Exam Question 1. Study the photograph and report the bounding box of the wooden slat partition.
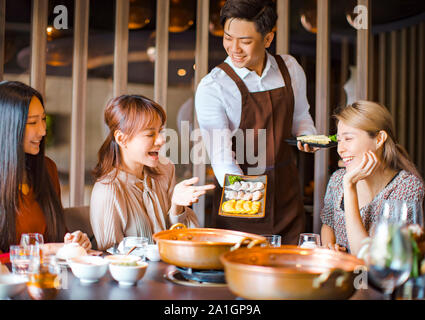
[418,22,424,175]
[390,31,397,123]
[378,33,386,105]
[192,0,210,226]
[339,37,349,106]
[113,0,129,97]
[69,0,90,207]
[408,26,416,159]
[399,28,407,148]
[313,0,330,234]
[30,0,48,97]
[276,0,290,55]
[0,0,5,81]
[154,0,169,113]
[356,0,370,101]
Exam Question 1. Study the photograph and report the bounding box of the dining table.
[8,259,384,301]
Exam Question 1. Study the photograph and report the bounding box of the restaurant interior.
[0,0,424,301]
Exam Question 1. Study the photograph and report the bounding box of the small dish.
[0,274,28,299]
[68,256,109,284]
[109,261,148,286]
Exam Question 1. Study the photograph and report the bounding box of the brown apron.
[210,55,305,244]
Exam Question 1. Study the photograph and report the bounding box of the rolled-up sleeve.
[194,77,243,186]
[283,55,317,137]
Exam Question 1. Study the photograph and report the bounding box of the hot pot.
[220,245,366,300]
[152,223,267,270]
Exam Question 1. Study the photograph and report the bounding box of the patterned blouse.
[320,169,424,252]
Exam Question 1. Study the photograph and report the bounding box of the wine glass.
[367,200,413,299]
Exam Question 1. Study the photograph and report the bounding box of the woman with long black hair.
[0,81,91,253]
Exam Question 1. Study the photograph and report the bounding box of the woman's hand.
[325,243,347,252]
[172,177,215,207]
[64,231,92,250]
[297,141,319,153]
[343,151,379,187]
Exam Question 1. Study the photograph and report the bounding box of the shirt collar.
[224,51,275,80]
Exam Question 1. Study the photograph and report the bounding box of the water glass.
[20,233,44,248]
[260,234,282,247]
[27,256,61,300]
[298,233,321,249]
[10,245,41,275]
[122,236,148,260]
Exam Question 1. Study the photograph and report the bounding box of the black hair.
[220,0,277,36]
[0,81,66,252]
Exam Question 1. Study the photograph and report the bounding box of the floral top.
[320,169,424,252]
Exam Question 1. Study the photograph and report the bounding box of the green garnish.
[329,134,337,142]
[228,175,242,185]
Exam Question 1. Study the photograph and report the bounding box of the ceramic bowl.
[68,256,109,284]
[109,261,148,286]
[0,274,28,299]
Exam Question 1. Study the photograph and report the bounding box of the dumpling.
[236,191,245,200]
[227,181,241,191]
[224,190,238,200]
[56,243,87,260]
[252,190,263,201]
[252,182,265,191]
[242,192,253,201]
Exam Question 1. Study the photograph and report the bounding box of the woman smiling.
[0,81,91,253]
[90,95,215,250]
[320,101,424,255]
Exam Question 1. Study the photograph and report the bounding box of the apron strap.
[273,55,294,106]
[217,62,249,106]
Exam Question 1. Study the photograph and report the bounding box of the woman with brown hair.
[321,100,424,255]
[0,81,91,253]
[90,94,215,250]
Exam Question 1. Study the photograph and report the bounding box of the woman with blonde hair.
[90,94,215,250]
[321,100,424,255]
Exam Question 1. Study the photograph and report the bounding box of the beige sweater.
[90,157,199,250]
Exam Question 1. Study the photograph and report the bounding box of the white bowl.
[0,274,28,299]
[145,244,160,262]
[68,256,109,284]
[109,261,148,286]
[56,243,87,260]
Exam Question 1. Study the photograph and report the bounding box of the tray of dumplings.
[218,174,267,218]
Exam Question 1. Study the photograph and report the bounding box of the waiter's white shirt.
[195,52,317,186]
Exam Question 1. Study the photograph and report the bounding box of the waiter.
[195,0,317,244]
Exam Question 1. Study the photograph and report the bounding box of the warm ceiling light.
[177,68,187,77]
[209,0,226,37]
[299,0,317,34]
[169,0,195,33]
[128,0,153,30]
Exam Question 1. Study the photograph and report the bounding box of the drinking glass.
[27,256,61,300]
[260,234,282,247]
[298,233,321,249]
[122,236,148,260]
[367,200,413,299]
[20,233,44,247]
[10,245,41,275]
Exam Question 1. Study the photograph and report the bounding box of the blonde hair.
[334,100,423,181]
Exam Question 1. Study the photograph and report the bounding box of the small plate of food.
[219,174,267,218]
[285,134,337,148]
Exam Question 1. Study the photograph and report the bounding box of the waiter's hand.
[172,177,215,207]
[297,141,319,153]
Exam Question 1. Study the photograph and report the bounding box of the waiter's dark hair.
[220,0,277,36]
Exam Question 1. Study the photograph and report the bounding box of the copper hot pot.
[220,245,366,300]
[152,223,267,270]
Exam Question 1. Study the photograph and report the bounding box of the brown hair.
[93,94,167,182]
[334,100,423,182]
